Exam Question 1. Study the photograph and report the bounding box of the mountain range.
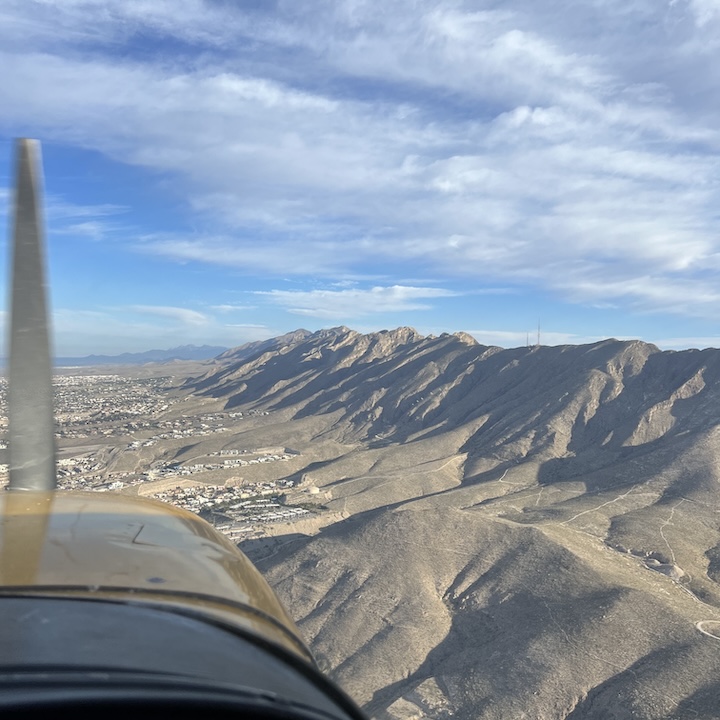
[55,344,228,366]
[184,327,720,719]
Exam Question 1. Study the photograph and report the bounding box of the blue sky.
[2,0,720,355]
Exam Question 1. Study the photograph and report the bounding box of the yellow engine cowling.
[0,490,311,662]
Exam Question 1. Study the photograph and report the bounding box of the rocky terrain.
[185,327,720,719]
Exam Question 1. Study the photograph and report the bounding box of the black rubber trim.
[0,670,350,720]
[0,585,312,660]
[0,593,367,720]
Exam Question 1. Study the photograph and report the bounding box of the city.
[0,372,324,542]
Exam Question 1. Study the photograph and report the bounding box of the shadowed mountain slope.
[185,328,720,718]
[188,327,720,466]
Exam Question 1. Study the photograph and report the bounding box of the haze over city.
[2,0,720,355]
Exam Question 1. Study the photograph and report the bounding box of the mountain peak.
[452,331,479,346]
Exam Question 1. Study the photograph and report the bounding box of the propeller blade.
[7,139,56,491]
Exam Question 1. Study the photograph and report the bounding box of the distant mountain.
[185,327,720,718]
[55,344,228,366]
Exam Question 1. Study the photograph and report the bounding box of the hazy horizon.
[33,326,720,360]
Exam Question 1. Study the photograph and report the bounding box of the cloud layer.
[256,285,458,319]
[2,0,720,350]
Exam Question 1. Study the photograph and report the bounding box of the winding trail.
[659,498,686,565]
[696,621,720,640]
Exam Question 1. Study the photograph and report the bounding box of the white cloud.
[51,306,272,355]
[128,305,209,326]
[41,196,127,242]
[45,197,126,220]
[211,304,256,312]
[0,0,242,49]
[55,221,106,241]
[465,329,630,348]
[651,335,720,350]
[225,323,268,329]
[3,0,720,324]
[689,0,720,26]
[136,233,383,276]
[256,285,458,319]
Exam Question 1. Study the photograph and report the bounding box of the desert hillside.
[186,327,720,719]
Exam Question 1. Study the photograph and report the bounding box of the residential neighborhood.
[0,373,321,540]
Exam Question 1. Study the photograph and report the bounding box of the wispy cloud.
[3,0,720,337]
[211,304,256,312]
[128,305,209,326]
[51,306,272,355]
[689,0,720,27]
[45,197,126,221]
[466,329,636,348]
[650,336,720,350]
[256,285,458,319]
[55,221,106,241]
[42,196,128,244]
